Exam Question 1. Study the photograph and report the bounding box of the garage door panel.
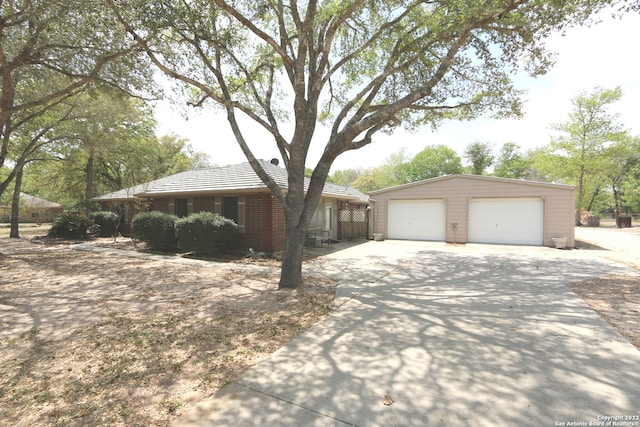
[388,199,445,241]
[469,198,543,245]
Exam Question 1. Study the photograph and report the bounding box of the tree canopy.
[405,145,462,181]
[0,0,152,198]
[464,141,494,175]
[493,142,533,179]
[534,86,629,224]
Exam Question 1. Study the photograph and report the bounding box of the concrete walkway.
[173,240,640,427]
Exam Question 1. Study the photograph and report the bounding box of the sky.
[154,8,640,173]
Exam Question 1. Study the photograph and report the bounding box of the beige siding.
[371,175,575,247]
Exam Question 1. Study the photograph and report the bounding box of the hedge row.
[47,210,238,254]
[48,211,120,239]
[132,211,238,254]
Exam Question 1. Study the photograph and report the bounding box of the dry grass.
[566,274,640,350]
[0,238,336,426]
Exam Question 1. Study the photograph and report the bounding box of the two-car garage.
[370,175,575,247]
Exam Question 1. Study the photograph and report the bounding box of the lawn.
[0,223,51,239]
[0,237,336,426]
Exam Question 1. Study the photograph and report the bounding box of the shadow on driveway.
[176,243,640,427]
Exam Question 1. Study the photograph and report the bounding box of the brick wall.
[229,194,287,253]
[152,198,170,214]
[270,197,286,252]
[193,197,215,213]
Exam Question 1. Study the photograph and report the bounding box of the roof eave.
[369,174,575,195]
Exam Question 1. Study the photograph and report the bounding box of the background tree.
[2,96,75,237]
[601,136,640,218]
[111,0,614,288]
[493,142,534,179]
[404,145,462,182]
[23,131,211,210]
[350,149,409,193]
[535,87,627,225]
[327,168,364,187]
[464,141,494,175]
[621,160,640,213]
[0,0,151,199]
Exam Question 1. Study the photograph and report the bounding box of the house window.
[223,197,238,223]
[31,212,39,218]
[175,198,188,218]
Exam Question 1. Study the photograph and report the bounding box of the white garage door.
[468,198,543,245]
[388,199,445,241]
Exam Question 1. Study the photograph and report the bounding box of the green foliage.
[90,211,120,237]
[327,169,363,187]
[605,136,640,214]
[534,86,628,223]
[493,143,534,179]
[621,162,640,212]
[464,142,494,175]
[0,0,154,200]
[20,90,211,209]
[48,211,94,240]
[175,212,238,255]
[405,145,462,182]
[131,211,178,251]
[350,149,409,192]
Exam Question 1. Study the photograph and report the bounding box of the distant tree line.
[328,87,640,223]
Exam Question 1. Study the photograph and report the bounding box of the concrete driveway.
[174,239,640,427]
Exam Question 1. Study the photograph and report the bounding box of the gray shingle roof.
[93,160,368,203]
[19,193,62,208]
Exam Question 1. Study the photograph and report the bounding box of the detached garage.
[370,174,575,247]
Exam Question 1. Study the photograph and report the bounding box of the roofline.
[369,174,575,195]
[98,188,367,203]
[134,188,272,198]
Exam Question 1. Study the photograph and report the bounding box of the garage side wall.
[371,176,575,247]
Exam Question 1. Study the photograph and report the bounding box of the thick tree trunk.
[9,164,24,238]
[278,222,306,289]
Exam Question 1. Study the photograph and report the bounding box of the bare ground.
[569,227,640,351]
[1,231,639,425]
[0,237,335,426]
[566,274,640,350]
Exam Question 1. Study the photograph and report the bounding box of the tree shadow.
[181,248,640,426]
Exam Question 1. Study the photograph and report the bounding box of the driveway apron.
[173,241,640,427]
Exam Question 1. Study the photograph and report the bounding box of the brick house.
[0,193,63,224]
[93,160,368,253]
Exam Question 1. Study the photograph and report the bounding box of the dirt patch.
[566,275,640,350]
[0,238,336,426]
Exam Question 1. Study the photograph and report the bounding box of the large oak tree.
[110,0,615,288]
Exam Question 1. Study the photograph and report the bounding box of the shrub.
[48,211,94,240]
[131,211,178,251]
[90,211,120,237]
[175,212,238,255]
